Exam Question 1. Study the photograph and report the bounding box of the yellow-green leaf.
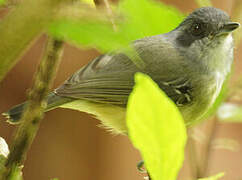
[126,73,187,180]
[49,0,184,52]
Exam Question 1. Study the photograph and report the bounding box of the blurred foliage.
[195,0,212,7]
[217,103,242,122]
[0,0,5,5]
[211,138,240,152]
[81,0,95,6]
[0,156,6,175]
[198,172,224,180]
[126,73,187,180]
[49,0,184,52]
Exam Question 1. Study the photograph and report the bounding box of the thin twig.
[94,0,117,31]
[103,0,117,31]
[0,38,64,179]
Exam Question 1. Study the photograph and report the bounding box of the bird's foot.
[137,160,152,180]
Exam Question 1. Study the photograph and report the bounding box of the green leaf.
[198,172,225,180]
[126,73,187,180]
[118,0,184,39]
[49,0,184,52]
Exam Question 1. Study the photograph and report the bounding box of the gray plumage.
[3,7,239,134]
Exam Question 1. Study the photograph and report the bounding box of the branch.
[0,38,64,179]
[0,0,70,82]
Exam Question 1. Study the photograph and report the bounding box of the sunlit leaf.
[198,172,225,180]
[49,0,184,52]
[126,73,187,180]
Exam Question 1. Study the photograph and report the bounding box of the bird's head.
[176,7,239,48]
[173,7,240,74]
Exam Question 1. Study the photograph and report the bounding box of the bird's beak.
[218,22,240,35]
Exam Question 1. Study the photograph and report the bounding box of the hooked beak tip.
[223,22,240,32]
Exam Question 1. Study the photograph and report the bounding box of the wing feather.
[55,36,194,106]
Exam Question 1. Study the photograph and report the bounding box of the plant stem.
[0,38,64,179]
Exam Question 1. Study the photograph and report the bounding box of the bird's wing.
[55,53,138,106]
[55,36,193,106]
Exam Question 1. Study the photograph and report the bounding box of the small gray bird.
[3,7,240,134]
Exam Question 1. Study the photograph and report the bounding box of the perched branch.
[0,0,71,82]
[0,38,64,179]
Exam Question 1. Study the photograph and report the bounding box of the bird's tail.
[2,92,73,124]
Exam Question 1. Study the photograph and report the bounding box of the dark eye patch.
[190,22,205,36]
[176,21,209,47]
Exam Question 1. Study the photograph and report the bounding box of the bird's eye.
[191,23,204,36]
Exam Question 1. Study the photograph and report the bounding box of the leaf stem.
[0,38,64,179]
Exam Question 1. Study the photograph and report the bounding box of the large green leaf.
[126,73,187,180]
[49,0,184,52]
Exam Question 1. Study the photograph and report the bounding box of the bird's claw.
[137,160,152,180]
[137,160,146,173]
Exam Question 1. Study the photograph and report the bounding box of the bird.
[3,7,240,135]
